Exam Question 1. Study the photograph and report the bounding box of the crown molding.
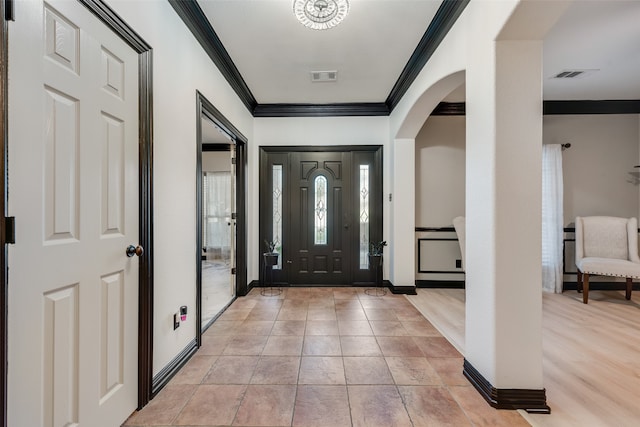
[431,101,466,115]
[543,100,640,115]
[430,100,640,116]
[171,0,469,117]
[385,0,470,112]
[168,0,257,112]
[253,103,390,118]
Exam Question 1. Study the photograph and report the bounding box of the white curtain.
[542,144,564,293]
[203,171,231,250]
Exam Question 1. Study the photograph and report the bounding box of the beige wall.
[203,151,231,173]
[415,114,640,228]
[415,115,466,227]
[543,114,640,225]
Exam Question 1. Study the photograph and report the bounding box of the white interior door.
[7,1,140,426]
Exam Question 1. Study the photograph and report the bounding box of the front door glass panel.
[272,164,283,269]
[359,164,370,269]
[314,175,328,245]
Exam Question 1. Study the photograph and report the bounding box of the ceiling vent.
[552,69,598,79]
[311,70,337,82]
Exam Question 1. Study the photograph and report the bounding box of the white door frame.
[0,1,154,424]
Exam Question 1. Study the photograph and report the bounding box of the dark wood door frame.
[0,2,8,424]
[196,91,248,348]
[259,145,383,287]
[1,0,155,420]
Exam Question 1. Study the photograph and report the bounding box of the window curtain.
[542,144,564,293]
[203,171,231,250]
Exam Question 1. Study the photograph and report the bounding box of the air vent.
[552,69,598,79]
[311,70,337,82]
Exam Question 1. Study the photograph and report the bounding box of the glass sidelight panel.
[314,175,327,245]
[272,164,283,269]
[359,165,370,268]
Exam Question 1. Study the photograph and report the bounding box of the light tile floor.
[122,287,529,426]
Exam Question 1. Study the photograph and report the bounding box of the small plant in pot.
[368,240,386,267]
[264,239,277,254]
[264,240,279,266]
[369,240,387,256]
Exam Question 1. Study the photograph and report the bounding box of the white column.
[390,138,416,291]
[465,39,544,390]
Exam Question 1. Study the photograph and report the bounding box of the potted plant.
[368,240,386,267]
[263,239,279,266]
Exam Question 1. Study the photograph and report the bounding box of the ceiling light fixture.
[293,0,350,30]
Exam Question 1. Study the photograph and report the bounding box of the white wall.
[415,115,466,226]
[251,117,390,280]
[107,0,254,376]
[544,114,640,224]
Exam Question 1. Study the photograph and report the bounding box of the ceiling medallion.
[293,0,350,30]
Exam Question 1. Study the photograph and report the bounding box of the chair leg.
[583,273,589,304]
[626,278,633,300]
[577,270,583,293]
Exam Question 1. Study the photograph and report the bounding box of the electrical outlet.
[173,313,180,330]
[456,259,462,268]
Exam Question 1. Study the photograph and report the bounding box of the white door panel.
[8,1,140,426]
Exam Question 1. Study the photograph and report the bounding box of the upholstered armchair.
[575,216,640,304]
[453,216,465,271]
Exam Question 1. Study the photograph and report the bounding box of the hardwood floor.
[407,288,640,427]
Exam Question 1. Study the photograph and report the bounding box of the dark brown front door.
[260,146,383,286]
[290,152,350,284]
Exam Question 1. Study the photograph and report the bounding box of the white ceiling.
[543,0,640,100]
[198,0,441,104]
[196,0,640,105]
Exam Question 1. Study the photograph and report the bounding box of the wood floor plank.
[407,289,640,427]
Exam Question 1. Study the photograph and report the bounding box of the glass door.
[200,124,236,328]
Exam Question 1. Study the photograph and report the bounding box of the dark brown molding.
[544,100,640,115]
[198,91,248,144]
[77,0,155,410]
[463,359,550,414]
[253,103,390,118]
[385,0,470,112]
[431,101,466,115]
[79,0,151,52]
[202,144,231,152]
[430,101,640,117]
[416,280,465,289]
[1,0,7,424]
[151,339,198,396]
[388,283,417,295]
[415,226,456,232]
[169,0,256,112]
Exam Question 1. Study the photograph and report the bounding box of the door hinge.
[231,267,236,275]
[5,0,15,21]
[231,212,237,220]
[231,157,236,165]
[5,217,15,244]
